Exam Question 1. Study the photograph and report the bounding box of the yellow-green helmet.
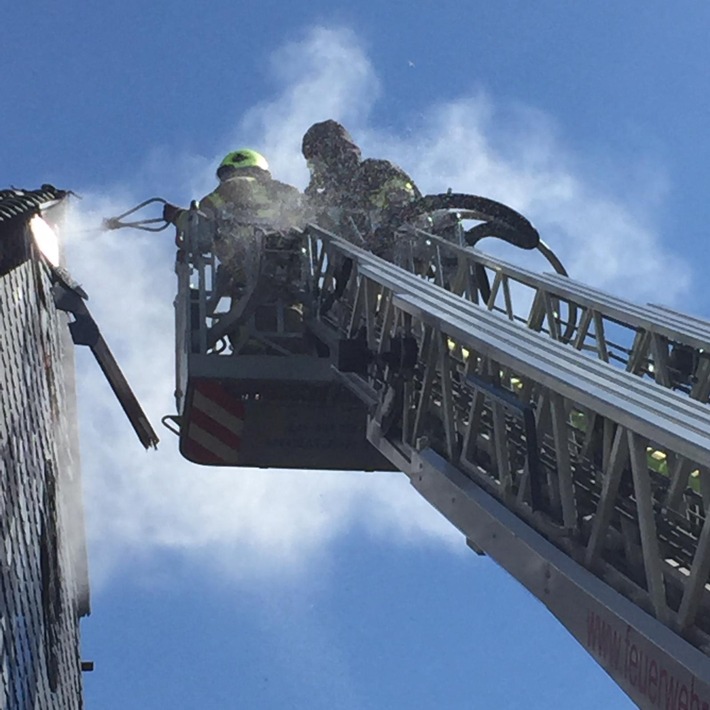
[217,149,269,179]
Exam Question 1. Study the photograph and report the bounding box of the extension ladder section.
[398,225,710,402]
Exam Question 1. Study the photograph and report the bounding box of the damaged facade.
[0,187,90,708]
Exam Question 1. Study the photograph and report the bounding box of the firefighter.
[302,121,421,311]
[163,148,305,247]
[301,120,421,254]
[163,150,309,354]
[301,120,361,231]
[163,149,307,303]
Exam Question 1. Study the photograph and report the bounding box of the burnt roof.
[0,185,68,275]
[0,184,67,224]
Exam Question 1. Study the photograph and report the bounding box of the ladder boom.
[302,224,710,708]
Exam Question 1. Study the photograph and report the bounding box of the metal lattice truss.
[395,226,710,401]
[303,224,710,698]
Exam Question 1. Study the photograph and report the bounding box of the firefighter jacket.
[175,172,306,234]
[207,175,303,228]
[306,158,420,241]
[172,172,308,289]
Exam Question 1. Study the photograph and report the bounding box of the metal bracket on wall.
[50,276,159,450]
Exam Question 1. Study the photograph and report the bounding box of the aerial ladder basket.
[170,205,394,470]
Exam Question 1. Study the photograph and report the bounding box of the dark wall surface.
[0,195,89,709]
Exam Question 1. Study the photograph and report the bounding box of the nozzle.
[101,217,122,231]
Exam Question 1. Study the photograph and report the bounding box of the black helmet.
[302,120,362,165]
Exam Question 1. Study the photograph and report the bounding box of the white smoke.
[375,98,690,306]
[239,26,380,187]
[239,26,690,301]
[63,25,691,589]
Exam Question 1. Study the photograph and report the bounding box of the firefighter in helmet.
[301,120,421,254]
[302,121,421,311]
[163,148,305,240]
[163,149,307,303]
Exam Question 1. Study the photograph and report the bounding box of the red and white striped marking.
[181,379,245,465]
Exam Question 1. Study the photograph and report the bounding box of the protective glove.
[162,203,181,223]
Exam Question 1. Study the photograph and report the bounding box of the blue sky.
[7,2,710,707]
